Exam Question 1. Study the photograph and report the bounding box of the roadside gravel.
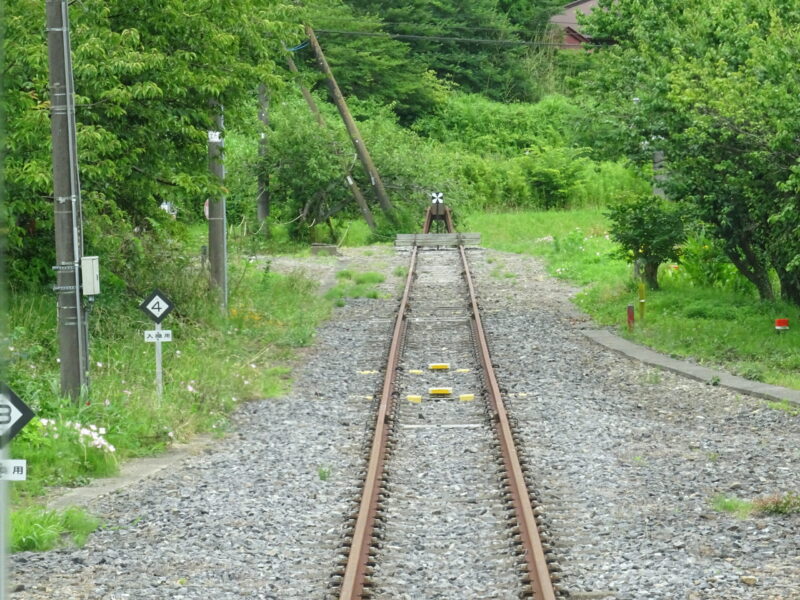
[10,247,404,600]
[10,245,800,600]
[472,250,800,600]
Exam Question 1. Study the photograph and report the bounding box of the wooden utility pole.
[285,50,376,230]
[285,52,326,128]
[306,27,396,224]
[46,0,89,400]
[256,83,270,226]
[207,103,228,310]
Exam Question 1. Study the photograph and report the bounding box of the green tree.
[579,0,800,303]
[344,0,540,102]
[2,0,299,287]
[299,1,448,123]
[607,195,685,290]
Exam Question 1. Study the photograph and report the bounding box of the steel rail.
[338,245,418,600]
[340,206,554,598]
[456,240,556,600]
[422,206,434,233]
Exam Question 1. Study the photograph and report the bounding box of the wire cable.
[314,29,599,47]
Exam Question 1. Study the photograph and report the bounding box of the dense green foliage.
[246,92,648,239]
[301,1,449,122]
[4,0,299,285]
[578,0,800,304]
[606,195,685,290]
[344,0,563,102]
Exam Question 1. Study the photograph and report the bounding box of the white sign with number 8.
[0,396,22,437]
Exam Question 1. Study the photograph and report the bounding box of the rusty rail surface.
[338,207,555,599]
[458,242,556,600]
[338,244,417,599]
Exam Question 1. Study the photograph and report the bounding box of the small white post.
[1,443,8,600]
[155,322,163,399]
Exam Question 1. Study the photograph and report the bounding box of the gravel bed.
[471,249,800,600]
[9,244,800,600]
[368,248,526,599]
[10,247,404,600]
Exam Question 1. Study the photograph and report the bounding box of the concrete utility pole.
[306,27,396,224]
[207,103,228,310]
[285,50,376,231]
[256,84,270,226]
[46,0,89,400]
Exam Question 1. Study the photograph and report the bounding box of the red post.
[627,304,635,332]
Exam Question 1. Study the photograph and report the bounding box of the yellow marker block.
[409,369,424,375]
[456,368,471,373]
[517,393,528,398]
[459,394,475,402]
[363,396,374,401]
[429,387,453,396]
[358,370,378,375]
[428,363,450,370]
[407,395,423,403]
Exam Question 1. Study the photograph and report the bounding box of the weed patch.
[326,270,386,302]
[767,400,800,416]
[753,493,800,515]
[712,493,800,518]
[12,506,100,552]
[711,495,754,518]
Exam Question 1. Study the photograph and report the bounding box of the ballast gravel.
[10,245,800,600]
[471,250,800,600]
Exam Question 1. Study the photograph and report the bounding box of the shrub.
[606,195,686,290]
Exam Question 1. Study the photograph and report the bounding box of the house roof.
[549,0,600,31]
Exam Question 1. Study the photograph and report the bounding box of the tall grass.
[11,506,100,552]
[8,255,329,507]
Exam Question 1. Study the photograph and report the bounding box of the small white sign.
[0,460,27,481]
[144,330,172,342]
[0,399,23,440]
[0,385,34,446]
[208,130,222,143]
[431,192,444,203]
[146,296,170,319]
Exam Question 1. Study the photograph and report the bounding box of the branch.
[132,165,180,187]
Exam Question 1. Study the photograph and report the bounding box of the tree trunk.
[643,261,660,291]
[777,266,800,306]
[727,247,774,301]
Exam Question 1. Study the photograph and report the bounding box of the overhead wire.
[314,29,601,48]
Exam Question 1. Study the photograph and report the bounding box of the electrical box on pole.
[81,256,100,296]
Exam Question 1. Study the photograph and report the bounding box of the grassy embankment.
[6,226,388,552]
[463,209,800,392]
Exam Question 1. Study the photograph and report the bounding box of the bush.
[606,195,686,290]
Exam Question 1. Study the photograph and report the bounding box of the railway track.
[330,208,558,599]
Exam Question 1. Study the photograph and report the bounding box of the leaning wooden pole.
[285,50,376,231]
[285,51,326,128]
[306,27,397,224]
